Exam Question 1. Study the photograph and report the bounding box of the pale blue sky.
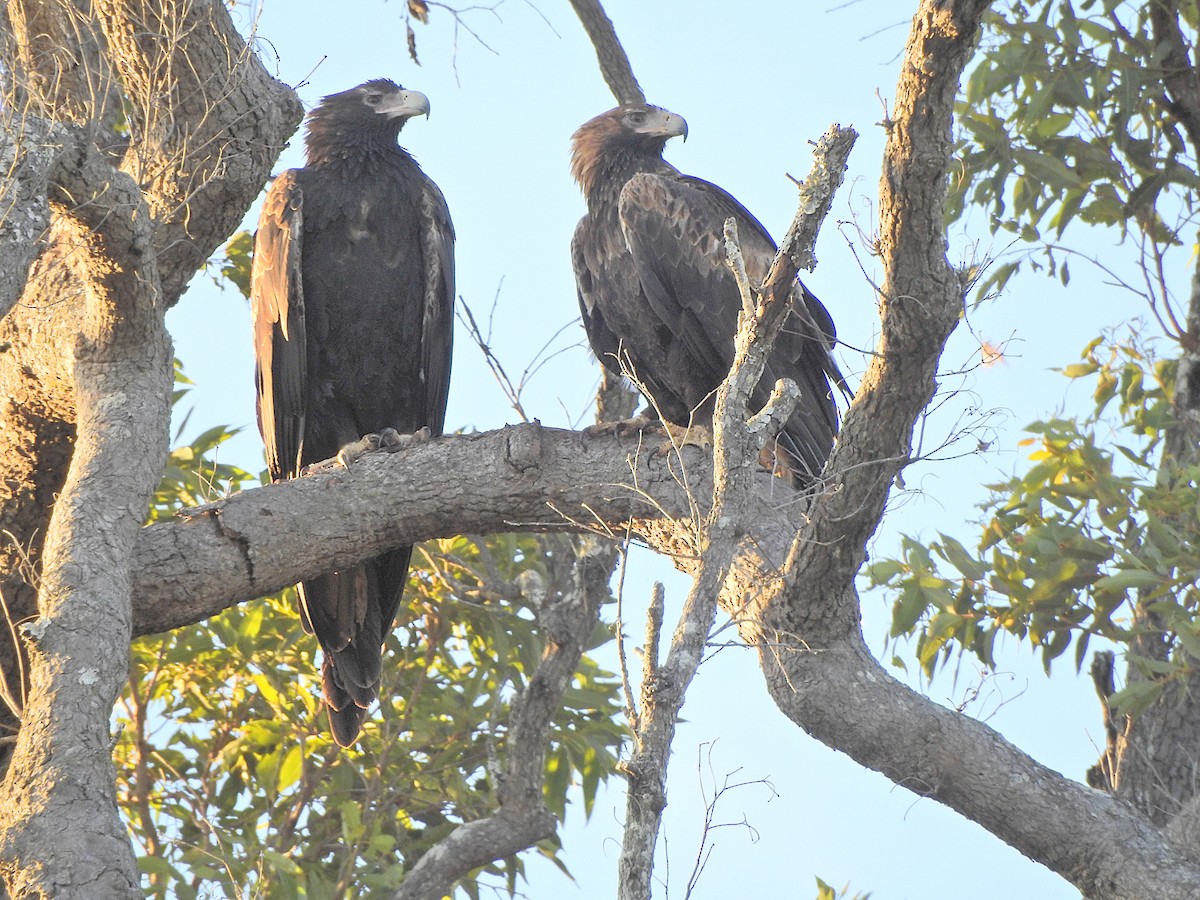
[163,2,1158,896]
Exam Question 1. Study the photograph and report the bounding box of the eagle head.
[571,104,688,200]
[304,79,431,163]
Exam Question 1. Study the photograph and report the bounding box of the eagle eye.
[364,93,382,106]
[627,111,647,127]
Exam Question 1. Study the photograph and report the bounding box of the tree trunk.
[0,0,301,892]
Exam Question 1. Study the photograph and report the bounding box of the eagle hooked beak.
[663,112,688,142]
[637,108,687,143]
[379,89,431,120]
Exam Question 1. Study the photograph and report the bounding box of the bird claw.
[297,427,433,475]
[583,414,662,439]
[379,425,432,453]
[332,426,433,469]
[658,421,712,451]
[334,436,373,468]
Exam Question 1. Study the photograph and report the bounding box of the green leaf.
[1110,679,1165,718]
[1093,570,1161,592]
[938,534,986,581]
[276,744,302,793]
[891,585,931,637]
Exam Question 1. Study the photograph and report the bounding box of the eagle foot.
[333,426,433,468]
[299,427,434,475]
[379,425,433,453]
[583,414,662,440]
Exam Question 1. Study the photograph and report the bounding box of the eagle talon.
[331,426,434,468]
[381,425,432,452]
[645,421,711,458]
[336,433,383,468]
[584,414,662,439]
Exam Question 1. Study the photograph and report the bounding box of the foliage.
[211,231,254,300]
[951,0,1200,305]
[119,367,624,899]
[868,0,1200,722]
[870,332,1200,713]
[814,877,872,900]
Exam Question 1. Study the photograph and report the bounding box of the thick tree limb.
[131,424,707,636]
[124,417,1200,898]
[0,0,301,668]
[1149,0,1200,154]
[0,125,170,900]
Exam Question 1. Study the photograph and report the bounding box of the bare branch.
[391,540,608,900]
[567,0,645,105]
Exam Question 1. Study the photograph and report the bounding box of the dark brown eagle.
[250,79,454,746]
[570,105,845,485]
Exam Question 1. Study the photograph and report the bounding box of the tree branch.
[131,424,707,636]
[666,2,1200,896]
[0,1,301,895]
[1149,0,1200,154]
[124,415,1200,898]
[392,539,608,900]
[0,83,169,900]
[567,0,645,105]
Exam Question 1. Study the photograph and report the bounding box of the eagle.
[250,79,454,747]
[570,105,845,485]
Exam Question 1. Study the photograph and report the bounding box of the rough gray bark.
[0,0,301,895]
[0,115,63,322]
[0,153,172,899]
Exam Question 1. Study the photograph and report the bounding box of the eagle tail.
[297,545,413,747]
